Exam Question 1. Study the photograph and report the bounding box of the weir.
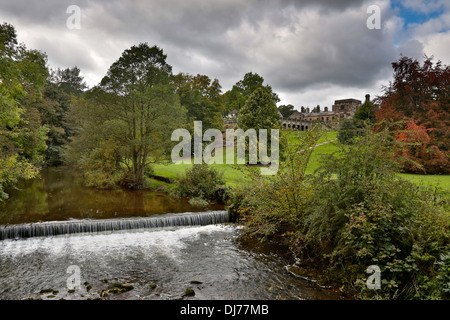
[0,210,229,240]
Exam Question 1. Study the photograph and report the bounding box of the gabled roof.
[288,110,304,119]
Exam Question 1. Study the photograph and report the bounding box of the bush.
[305,128,450,299]
[188,197,209,208]
[233,126,323,243]
[172,163,228,203]
[329,183,450,299]
[78,149,126,189]
[337,119,358,144]
[144,165,154,178]
[234,126,450,299]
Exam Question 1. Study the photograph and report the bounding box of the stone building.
[331,98,362,119]
[281,96,366,130]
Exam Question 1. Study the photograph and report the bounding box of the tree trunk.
[130,149,145,189]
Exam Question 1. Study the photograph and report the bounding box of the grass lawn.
[153,129,449,193]
[153,130,339,187]
[283,129,337,145]
[306,137,339,174]
[153,162,247,187]
[398,173,450,191]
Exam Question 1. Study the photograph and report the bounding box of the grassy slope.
[153,130,449,191]
[398,173,450,191]
[153,131,339,187]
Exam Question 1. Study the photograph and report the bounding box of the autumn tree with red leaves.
[375,56,450,174]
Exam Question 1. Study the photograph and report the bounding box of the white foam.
[0,224,235,259]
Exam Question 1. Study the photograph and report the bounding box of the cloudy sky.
[1,0,449,109]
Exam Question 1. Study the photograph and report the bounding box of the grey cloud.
[0,0,90,26]
[396,39,424,59]
[0,0,439,104]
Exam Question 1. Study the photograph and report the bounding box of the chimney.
[306,107,310,113]
[317,105,320,113]
[301,106,305,113]
[365,94,370,103]
[324,106,328,112]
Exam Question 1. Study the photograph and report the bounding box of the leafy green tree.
[278,104,295,118]
[222,88,245,114]
[69,43,186,189]
[174,73,224,131]
[237,87,281,131]
[49,66,87,95]
[353,99,376,125]
[26,66,88,167]
[0,22,49,200]
[223,72,279,113]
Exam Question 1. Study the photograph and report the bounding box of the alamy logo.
[366,265,381,290]
[366,5,381,30]
[66,5,81,30]
[171,121,279,175]
[66,265,81,290]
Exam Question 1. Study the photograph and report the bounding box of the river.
[0,168,343,300]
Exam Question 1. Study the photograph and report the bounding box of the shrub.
[305,128,450,299]
[77,148,126,189]
[172,163,228,203]
[337,119,358,144]
[234,126,323,243]
[188,197,209,208]
[332,183,450,299]
[234,125,450,299]
[144,165,154,178]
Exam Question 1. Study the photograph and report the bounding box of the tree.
[69,43,186,189]
[223,72,279,113]
[337,119,358,144]
[174,73,224,131]
[377,56,449,119]
[278,104,295,118]
[0,23,49,200]
[37,68,87,166]
[375,56,449,174]
[395,119,449,174]
[49,66,87,95]
[237,87,281,131]
[353,99,376,125]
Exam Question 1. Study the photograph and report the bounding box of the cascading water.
[0,223,343,300]
[0,169,345,300]
[0,210,229,240]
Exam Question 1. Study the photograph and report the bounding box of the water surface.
[0,168,220,225]
[0,225,343,300]
[0,168,345,300]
